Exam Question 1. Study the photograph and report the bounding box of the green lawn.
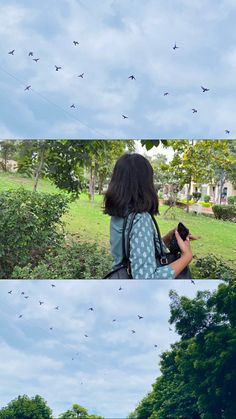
[1,172,236,265]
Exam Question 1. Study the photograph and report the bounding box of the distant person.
[104,153,198,279]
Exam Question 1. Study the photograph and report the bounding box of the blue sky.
[0,0,236,139]
[0,279,221,418]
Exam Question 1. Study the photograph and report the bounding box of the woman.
[104,153,198,279]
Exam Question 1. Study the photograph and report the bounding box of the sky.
[0,0,236,139]
[0,279,221,418]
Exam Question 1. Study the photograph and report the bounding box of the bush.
[199,202,211,208]
[12,241,112,279]
[203,195,211,203]
[227,196,236,205]
[0,188,69,278]
[212,204,236,222]
[192,254,236,280]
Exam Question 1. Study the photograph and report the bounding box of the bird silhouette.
[154,344,158,348]
[84,334,88,338]
[25,85,31,91]
[21,292,25,295]
[138,315,143,319]
[24,296,29,299]
[173,43,179,50]
[49,327,53,330]
[33,58,40,62]
[192,108,197,113]
[18,314,23,318]
[8,50,15,55]
[39,301,44,305]
[225,130,230,134]
[191,279,195,284]
[112,319,116,322]
[73,41,79,46]
[55,65,62,71]
[119,287,123,291]
[169,327,172,331]
[128,75,136,80]
[88,307,94,311]
[8,291,12,294]
[164,92,169,96]
[28,51,33,57]
[54,306,59,310]
[78,73,84,78]
[51,284,56,288]
[201,86,209,92]
[70,104,75,108]
[122,114,128,119]
[131,330,136,334]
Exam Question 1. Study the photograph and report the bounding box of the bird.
[169,327,172,331]
[154,344,158,348]
[131,330,136,334]
[28,51,33,56]
[192,108,197,113]
[128,75,136,80]
[122,115,128,119]
[70,104,75,108]
[55,65,62,71]
[39,301,44,305]
[8,290,12,294]
[51,284,56,288]
[73,41,79,46]
[112,319,116,322]
[8,49,15,55]
[78,73,84,78]
[72,358,74,361]
[191,279,195,284]
[24,296,29,299]
[88,307,94,311]
[173,43,179,50]
[201,86,209,92]
[225,130,230,134]
[33,58,40,62]
[21,292,25,295]
[84,334,88,338]
[138,315,143,319]
[119,287,123,291]
[18,314,23,318]
[164,92,169,96]
[54,306,59,310]
[25,85,31,91]
[49,327,53,330]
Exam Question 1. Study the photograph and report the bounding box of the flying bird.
[225,130,230,134]
[25,85,31,91]
[173,43,179,50]
[8,291,12,294]
[51,284,56,288]
[18,315,23,318]
[88,307,94,311]
[33,58,40,62]
[192,108,197,113]
[122,114,128,119]
[28,51,33,56]
[21,292,25,295]
[55,65,62,71]
[70,104,75,108]
[131,330,136,334]
[54,306,59,310]
[78,73,84,78]
[84,334,88,338]
[128,75,136,80]
[154,344,158,348]
[164,92,169,96]
[49,327,53,330]
[112,319,116,322]
[201,86,209,92]
[73,41,79,46]
[119,287,123,291]
[169,327,172,331]
[8,50,15,55]
[191,279,195,284]
[39,301,44,305]
[138,315,143,319]
[24,296,29,299]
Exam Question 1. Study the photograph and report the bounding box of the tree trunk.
[33,148,45,192]
[186,179,192,213]
[88,161,97,202]
[219,169,225,205]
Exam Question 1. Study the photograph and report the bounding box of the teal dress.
[110,212,175,279]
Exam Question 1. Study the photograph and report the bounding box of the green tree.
[0,395,53,419]
[59,403,103,419]
[130,280,236,419]
[0,140,17,171]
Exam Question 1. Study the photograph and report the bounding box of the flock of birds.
[6,42,231,135]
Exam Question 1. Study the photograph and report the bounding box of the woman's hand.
[174,230,193,262]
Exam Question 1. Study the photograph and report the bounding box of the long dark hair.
[104,153,159,217]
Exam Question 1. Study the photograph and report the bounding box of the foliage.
[191,254,236,280]
[130,280,236,419]
[0,395,53,419]
[0,188,69,278]
[0,140,17,171]
[203,195,211,203]
[59,403,104,419]
[12,241,112,279]
[227,196,236,205]
[212,204,236,222]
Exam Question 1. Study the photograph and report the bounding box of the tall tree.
[0,140,16,171]
[59,403,103,419]
[0,395,53,419]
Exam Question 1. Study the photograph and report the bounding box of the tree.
[0,140,16,171]
[59,403,103,419]
[0,395,53,419]
[130,280,236,419]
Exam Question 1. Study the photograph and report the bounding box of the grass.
[1,172,236,265]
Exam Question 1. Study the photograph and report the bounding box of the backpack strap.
[151,215,169,265]
[122,212,136,264]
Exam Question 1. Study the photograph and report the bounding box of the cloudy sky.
[0,0,236,139]
[0,279,220,418]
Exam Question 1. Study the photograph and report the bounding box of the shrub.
[192,254,236,280]
[227,196,236,205]
[0,188,69,278]
[12,241,112,279]
[203,195,211,203]
[212,204,236,222]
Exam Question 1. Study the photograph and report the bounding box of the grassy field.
[1,172,236,264]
